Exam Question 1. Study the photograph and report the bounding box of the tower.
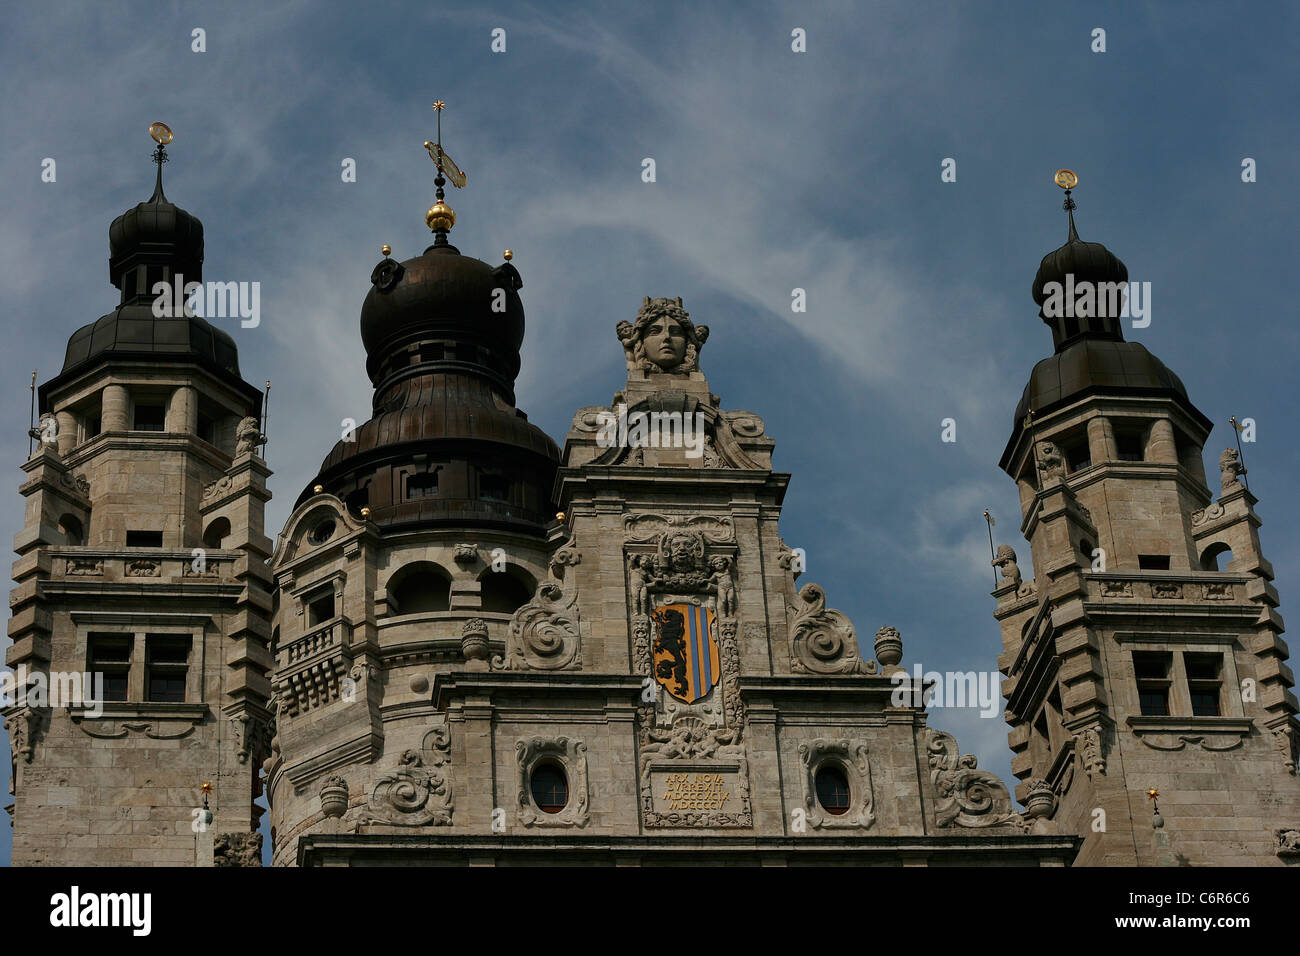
[991,174,1300,865]
[5,127,273,866]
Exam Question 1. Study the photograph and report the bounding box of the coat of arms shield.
[651,602,720,704]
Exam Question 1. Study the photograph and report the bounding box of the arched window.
[390,562,452,614]
[530,763,568,814]
[57,514,84,546]
[202,517,232,550]
[479,567,535,614]
[1200,542,1233,572]
[814,765,851,816]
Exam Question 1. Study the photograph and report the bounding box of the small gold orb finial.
[360,506,371,518]
[426,199,456,233]
[555,512,566,522]
[201,781,213,795]
[503,249,513,261]
[381,244,391,257]
[149,121,174,145]
[1054,168,1078,190]
[313,484,323,494]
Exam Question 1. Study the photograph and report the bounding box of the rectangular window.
[197,414,215,444]
[406,472,438,499]
[1064,442,1090,473]
[1116,432,1145,462]
[89,634,132,702]
[126,530,163,548]
[132,404,166,432]
[1133,651,1172,716]
[308,593,335,626]
[146,635,190,703]
[1185,652,1223,717]
[1138,554,1171,571]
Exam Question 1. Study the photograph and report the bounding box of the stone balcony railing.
[47,547,236,582]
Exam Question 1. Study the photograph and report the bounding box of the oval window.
[308,519,336,545]
[814,765,851,816]
[530,763,568,814]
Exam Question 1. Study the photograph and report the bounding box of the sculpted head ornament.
[617,296,709,373]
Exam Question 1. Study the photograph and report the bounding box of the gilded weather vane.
[422,101,466,243]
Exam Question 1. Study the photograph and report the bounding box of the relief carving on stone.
[1075,725,1107,779]
[214,832,263,867]
[1272,724,1297,776]
[1191,502,1225,527]
[517,736,589,828]
[347,736,453,830]
[1276,828,1300,857]
[925,729,1022,829]
[1034,440,1066,485]
[787,583,876,676]
[800,739,875,829]
[494,538,582,672]
[64,558,102,576]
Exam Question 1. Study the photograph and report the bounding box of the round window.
[814,764,851,816]
[308,519,336,545]
[530,763,568,814]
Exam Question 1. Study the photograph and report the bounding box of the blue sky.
[2,0,1296,864]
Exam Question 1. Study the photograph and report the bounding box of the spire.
[148,121,173,203]
[422,100,467,247]
[1056,168,1079,241]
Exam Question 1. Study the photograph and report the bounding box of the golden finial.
[1146,787,1159,800]
[201,781,213,795]
[433,100,445,112]
[503,249,513,261]
[1054,169,1078,190]
[555,512,566,521]
[360,506,371,518]
[381,244,391,257]
[149,122,174,145]
[313,484,323,494]
[423,100,465,241]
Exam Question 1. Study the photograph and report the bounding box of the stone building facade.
[5,142,1297,866]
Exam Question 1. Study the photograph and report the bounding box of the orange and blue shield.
[651,603,720,704]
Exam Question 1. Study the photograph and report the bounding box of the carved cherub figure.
[1219,448,1246,491]
[627,554,649,616]
[617,297,710,374]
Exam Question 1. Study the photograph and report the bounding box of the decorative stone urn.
[461,618,490,662]
[873,626,903,667]
[319,774,349,819]
[1022,778,1056,822]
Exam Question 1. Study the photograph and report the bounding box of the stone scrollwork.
[517,736,589,828]
[787,583,876,675]
[623,513,734,545]
[800,739,875,829]
[350,744,453,829]
[925,729,1022,829]
[493,581,582,671]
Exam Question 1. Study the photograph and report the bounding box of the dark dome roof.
[108,174,204,291]
[360,244,524,389]
[1013,337,1188,425]
[1031,214,1127,324]
[61,305,241,376]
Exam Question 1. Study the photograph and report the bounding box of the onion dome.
[1007,174,1208,442]
[43,128,253,407]
[299,110,558,532]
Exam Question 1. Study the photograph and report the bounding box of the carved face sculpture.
[642,317,689,370]
[668,533,697,572]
